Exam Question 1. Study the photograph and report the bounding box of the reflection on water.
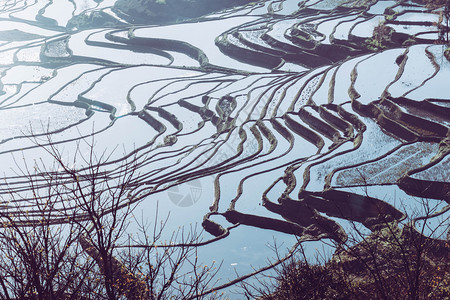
[0,0,448,297]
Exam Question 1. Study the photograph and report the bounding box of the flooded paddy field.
[0,0,448,298]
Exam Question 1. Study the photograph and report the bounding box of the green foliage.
[265,223,450,299]
[423,0,448,9]
[265,261,353,300]
[365,21,394,51]
[402,37,417,46]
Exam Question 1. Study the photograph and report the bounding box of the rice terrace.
[0,0,448,299]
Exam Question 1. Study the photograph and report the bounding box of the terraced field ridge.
[0,0,448,297]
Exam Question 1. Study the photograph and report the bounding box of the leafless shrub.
[0,132,225,299]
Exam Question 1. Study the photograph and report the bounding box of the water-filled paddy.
[0,0,448,298]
